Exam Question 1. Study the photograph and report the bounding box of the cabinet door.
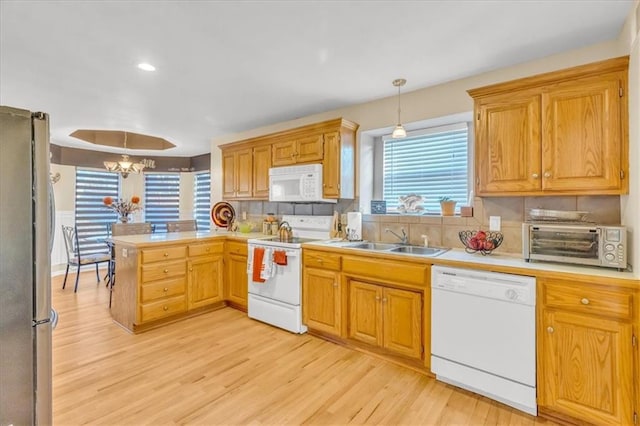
[226,253,248,309]
[235,148,253,198]
[382,287,422,360]
[272,139,297,166]
[542,74,622,192]
[222,152,237,199]
[349,281,382,346]
[302,267,341,336]
[322,131,340,198]
[296,134,324,163]
[476,93,541,194]
[252,145,271,199]
[539,309,634,425]
[188,255,223,309]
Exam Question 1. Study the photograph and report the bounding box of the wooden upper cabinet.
[272,134,324,166]
[542,73,622,192]
[476,92,541,194]
[469,56,628,196]
[222,147,253,199]
[252,145,271,199]
[219,118,359,201]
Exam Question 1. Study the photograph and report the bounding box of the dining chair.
[61,225,111,293]
[166,219,197,232]
[108,222,153,307]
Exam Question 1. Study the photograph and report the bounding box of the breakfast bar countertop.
[109,230,268,246]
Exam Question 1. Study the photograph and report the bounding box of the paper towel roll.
[347,212,362,241]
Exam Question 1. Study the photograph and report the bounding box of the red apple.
[476,230,487,240]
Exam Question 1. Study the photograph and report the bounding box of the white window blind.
[194,172,211,231]
[383,124,468,213]
[75,168,119,256]
[144,173,180,233]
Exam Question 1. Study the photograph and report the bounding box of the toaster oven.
[522,223,627,270]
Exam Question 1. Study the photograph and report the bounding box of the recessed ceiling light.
[137,63,156,72]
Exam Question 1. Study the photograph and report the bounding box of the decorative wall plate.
[211,202,236,228]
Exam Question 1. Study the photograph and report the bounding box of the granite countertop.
[305,240,639,282]
[110,230,268,245]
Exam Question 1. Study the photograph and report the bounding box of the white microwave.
[269,164,337,203]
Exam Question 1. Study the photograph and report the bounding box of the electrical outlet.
[489,216,501,232]
[242,211,247,220]
[122,248,128,258]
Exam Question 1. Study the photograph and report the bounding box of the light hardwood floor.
[52,272,558,425]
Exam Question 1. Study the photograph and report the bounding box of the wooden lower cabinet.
[302,267,341,336]
[349,280,422,360]
[538,278,637,425]
[225,240,249,309]
[188,255,223,310]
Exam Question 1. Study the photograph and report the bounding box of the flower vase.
[119,216,130,223]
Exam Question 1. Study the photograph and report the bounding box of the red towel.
[273,250,287,266]
[252,247,266,283]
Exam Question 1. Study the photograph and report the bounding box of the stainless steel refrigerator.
[0,105,57,425]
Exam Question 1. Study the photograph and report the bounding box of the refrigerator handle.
[32,112,52,322]
[50,308,58,329]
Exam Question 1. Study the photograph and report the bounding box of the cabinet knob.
[163,305,169,311]
[375,296,381,301]
[581,298,590,305]
[382,298,387,303]
[163,287,169,292]
[189,267,193,272]
[544,171,552,178]
[333,282,338,287]
[316,258,323,263]
[163,269,169,273]
[531,173,539,179]
[206,248,210,252]
[164,252,169,257]
[547,326,554,333]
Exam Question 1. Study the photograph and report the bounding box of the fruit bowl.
[458,230,503,255]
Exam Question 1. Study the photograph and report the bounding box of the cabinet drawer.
[343,256,427,287]
[543,281,633,320]
[303,251,341,271]
[188,241,224,257]
[140,277,186,303]
[226,241,248,256]
[140,295,186,323]
[141,245,186,264]
[141,260,186,283]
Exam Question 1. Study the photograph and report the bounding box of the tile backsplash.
[362,195,621,255]
[225,195,621,255]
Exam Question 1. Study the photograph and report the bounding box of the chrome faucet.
[385,227,408,245]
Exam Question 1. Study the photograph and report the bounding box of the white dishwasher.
[431,265,537,415]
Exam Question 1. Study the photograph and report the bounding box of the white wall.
[620,0,640,271]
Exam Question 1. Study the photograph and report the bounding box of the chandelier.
[392,78,407,138]
[103,132,145,178]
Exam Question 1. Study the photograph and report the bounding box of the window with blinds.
[194,172,211,231]
[383,123,469,213]
[75,168,119,256]
[144,173,180,233]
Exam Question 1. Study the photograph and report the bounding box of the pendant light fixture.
[392,78,407,139]
[103,132,145,178]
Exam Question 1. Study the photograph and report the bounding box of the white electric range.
[247,215,333,333]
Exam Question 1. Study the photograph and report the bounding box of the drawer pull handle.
[317,259,323,263]
[164,252,169,257]
[163,269,169,273]
[163,287,168,292]
[547,326,554,333]
[163,306,169,311]
[581,298,590,305]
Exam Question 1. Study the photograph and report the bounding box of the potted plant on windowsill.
[439,196,457,216]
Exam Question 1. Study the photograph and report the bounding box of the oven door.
[247,246,301,305]
[527,225,601,266]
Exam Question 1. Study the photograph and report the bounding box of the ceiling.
[0,1,634,157]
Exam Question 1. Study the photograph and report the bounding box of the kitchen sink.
[389,246,449,257]
[343,242,398,250]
